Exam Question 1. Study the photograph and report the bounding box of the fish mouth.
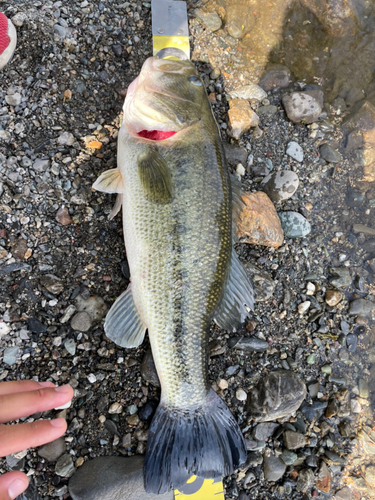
[137,130,177,141]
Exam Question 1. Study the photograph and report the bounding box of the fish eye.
[189,76,203,87]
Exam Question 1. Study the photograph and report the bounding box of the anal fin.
[213,248,254,332]
[104,285,146,348]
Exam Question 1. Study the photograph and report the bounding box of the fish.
[93,57,254,494]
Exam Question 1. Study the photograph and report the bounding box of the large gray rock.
[282,92,322,124]
[261,170,299,203]
[38,438,66,462]
[69,456,173,500]
[263,455,286,482]
[246,370,306,422]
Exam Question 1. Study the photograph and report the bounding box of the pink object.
[138,130,177,141]
[0,13,17,69]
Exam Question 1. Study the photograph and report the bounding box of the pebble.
[87,374,96,384]
[256,105,278,118]
[325,290,343,306]
[127,414,140,426]
[321,365,332,375]
[223,143,248,165]
[0,323,11,336]
[193,9,222,32]
[3,346,19,366]
[282,92,322,124]
[138,401,157,423]
[319,144,342,163]
[228,336,269,352]
[108,403,123,414]
[253,423,278,441]
[5,93,22,107]
[228,84,267,102]
[283,431,306,450]
[358,378,369,398]
[56,206,73,225]
[329,267,352,289]
[260,170,299,203]
[38,438,66,462]
[334,487,352,500]
[346,333,358,352]
[70,312,92,332]
[260,65,291,91]
[237,191,284,248]
[301,401,328,421]
[286,141,304,162]
[296,468,315,492]
[279,211,311,238]
[64,338,76,356]
[40,274,64,295]
[58,132,75,146]
[236,388,247,401]
[263,455,286,482]
[298,301,311,315]
[140,349,160,387]
[61,305,77,324]
[55,453,76,478]
[246,370,306,422]
[348,298,373,317]
[28,318,47,334]
[281,449,298,465]
[365,465,375,489]
[352,223,375,236]
[217,378,229,390]
[75,295,107,323]
[228,99,259,140]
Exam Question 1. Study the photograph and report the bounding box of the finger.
[0,385,73,424]
[0,380,55,396]
[0,471,29,500]
[0,418,67,457]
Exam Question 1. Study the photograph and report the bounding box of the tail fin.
[144,389,246,494]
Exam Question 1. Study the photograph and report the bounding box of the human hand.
[0,380,74,500]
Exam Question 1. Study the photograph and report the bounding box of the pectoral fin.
[137,147,172,204]
[213,248,254,332]
[105,285,146,348]
[92,169,125,194]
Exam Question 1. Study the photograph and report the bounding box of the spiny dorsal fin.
[137,147,172,204]
[104,285,146,348]
[213,248,254,332]
[93,169,125,194]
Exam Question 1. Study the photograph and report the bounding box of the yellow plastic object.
[174,476,224,499]
[153,35,190,60]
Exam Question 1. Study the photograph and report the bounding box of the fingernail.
[50,418,66,428]
[39,381,54,387]
[54,385,71,393]
[8,479,27,499]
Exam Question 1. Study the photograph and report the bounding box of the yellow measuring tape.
[151,2,223,498]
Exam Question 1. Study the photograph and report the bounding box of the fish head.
[124,57,206,140]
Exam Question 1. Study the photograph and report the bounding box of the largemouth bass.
[93,57,254,494]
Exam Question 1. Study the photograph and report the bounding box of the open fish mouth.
[137,130,177,141]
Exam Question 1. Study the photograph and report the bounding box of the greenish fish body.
[93,57,254,494]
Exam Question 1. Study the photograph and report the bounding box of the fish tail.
[144,389,246,494]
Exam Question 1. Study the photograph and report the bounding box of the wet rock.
[75,295,107,323]
[194,9,221,32]
[237,191,283,248]
[279,212,311,238]
[246,370,306,422]
[338,420,352,437]
[38,438,66,462]
[140,349,160,387]
[70,312,92,332]
[319,144,342,163]
[316,461,331,493]
[40,274,64,295]
[228,99,259,140]
[55,453,76,478]
[329,267,351,289]
[296,468,314,492]
[56,206,73,225]
[358,378,369,399]
[300,401,328,421]
[69,456,173,500]
[228,85,267,102]
[263,455,286,482]
[225,3,254,39]
[282,92,322,124]
[286,141,304,162]
[228,336,269,352]
[138,401,157,423]
[261,170,299,203]
[257,105,278,118]
[223,143,248,165]
[325,290,343,307]
[260,65,291,91]
[352,223,375,236]
[348,298,373,317]
[300,0,359,37]
[253,422,278,441]
[283,431,306,450]
[345,189,364,208]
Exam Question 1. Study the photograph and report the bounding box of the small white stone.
[0,323,11,336]
[217,378,228,390]
[53,336,62,347]
[87,373,97,383]
[351,399,361,414]
[99,415,106,423]
[236,388,247,401]
[298,301,311,315]
[236,163,246,176]
[306,282,316,295]
[108,402,123,414]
